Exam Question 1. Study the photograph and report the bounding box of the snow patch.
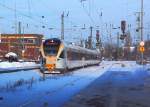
[0,61,39,69]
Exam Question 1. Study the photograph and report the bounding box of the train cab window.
[44,46,59,56]
[59,51,64,58]
[43,39,61,56]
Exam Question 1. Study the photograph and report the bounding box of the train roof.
[64,42,100,55]
[44,38,100,55]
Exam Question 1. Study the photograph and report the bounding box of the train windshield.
[43,39,61,56]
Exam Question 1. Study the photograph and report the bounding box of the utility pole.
[141,0,144,41]
[147,23,150,40]
[0,32,1,43]
[14,0,17,34]
[117,32,120,60]
[96,29,100,50]
[109,24,113,46]
[135,12,141,43]
[88,26,93,49]
[22,26,25,60]
[90,26,93,38]
[61,12,64,40]
[141,0,144,64]
[109,24,113,59]
[99,11,103,46]
[18,21,22,34]
[0,17,3,43]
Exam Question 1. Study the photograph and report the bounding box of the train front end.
[40,38,63,72]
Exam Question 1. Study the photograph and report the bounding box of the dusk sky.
[0,0,149,43]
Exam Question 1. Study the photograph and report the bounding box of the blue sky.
[0,0,149,42]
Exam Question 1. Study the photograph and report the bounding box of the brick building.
[0,34,43,61]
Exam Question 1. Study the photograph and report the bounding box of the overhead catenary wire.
[27,0,31,17]
[37,0,81,31]
[0,2,49,29]
[29,0,48,18]
[77,0,96,26]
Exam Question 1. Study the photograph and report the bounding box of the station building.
[0,34,43,61]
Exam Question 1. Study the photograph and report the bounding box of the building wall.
[144,40,150,59]
[0,34,43,61]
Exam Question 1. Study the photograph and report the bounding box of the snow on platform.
[0,61,40,73]
[64,61,150,107]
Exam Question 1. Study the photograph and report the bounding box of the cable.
[77,0,96,25]
[0,2,49,28]
[29,0,46,18]
[27,0,31,17]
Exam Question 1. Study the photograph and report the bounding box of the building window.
[20,39,35,44]
[28,39,35,43]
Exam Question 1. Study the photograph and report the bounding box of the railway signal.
[139,46,145,53]
[121,20,126,34]
[140,41,145,47]
[139,41,145,53]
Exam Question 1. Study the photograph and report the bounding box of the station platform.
[64,63,150,107]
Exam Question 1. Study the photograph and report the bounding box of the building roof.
[1,34,44,38]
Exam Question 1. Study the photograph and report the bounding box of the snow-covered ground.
[0,61,112,107]
[0,61,146,107]
[0,61,40,72]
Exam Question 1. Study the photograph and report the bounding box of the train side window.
[60,51,64,58]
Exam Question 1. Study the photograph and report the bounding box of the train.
[40,38,101,73]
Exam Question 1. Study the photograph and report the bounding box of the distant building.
[0,34,43,61]
[144,40,150,59]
